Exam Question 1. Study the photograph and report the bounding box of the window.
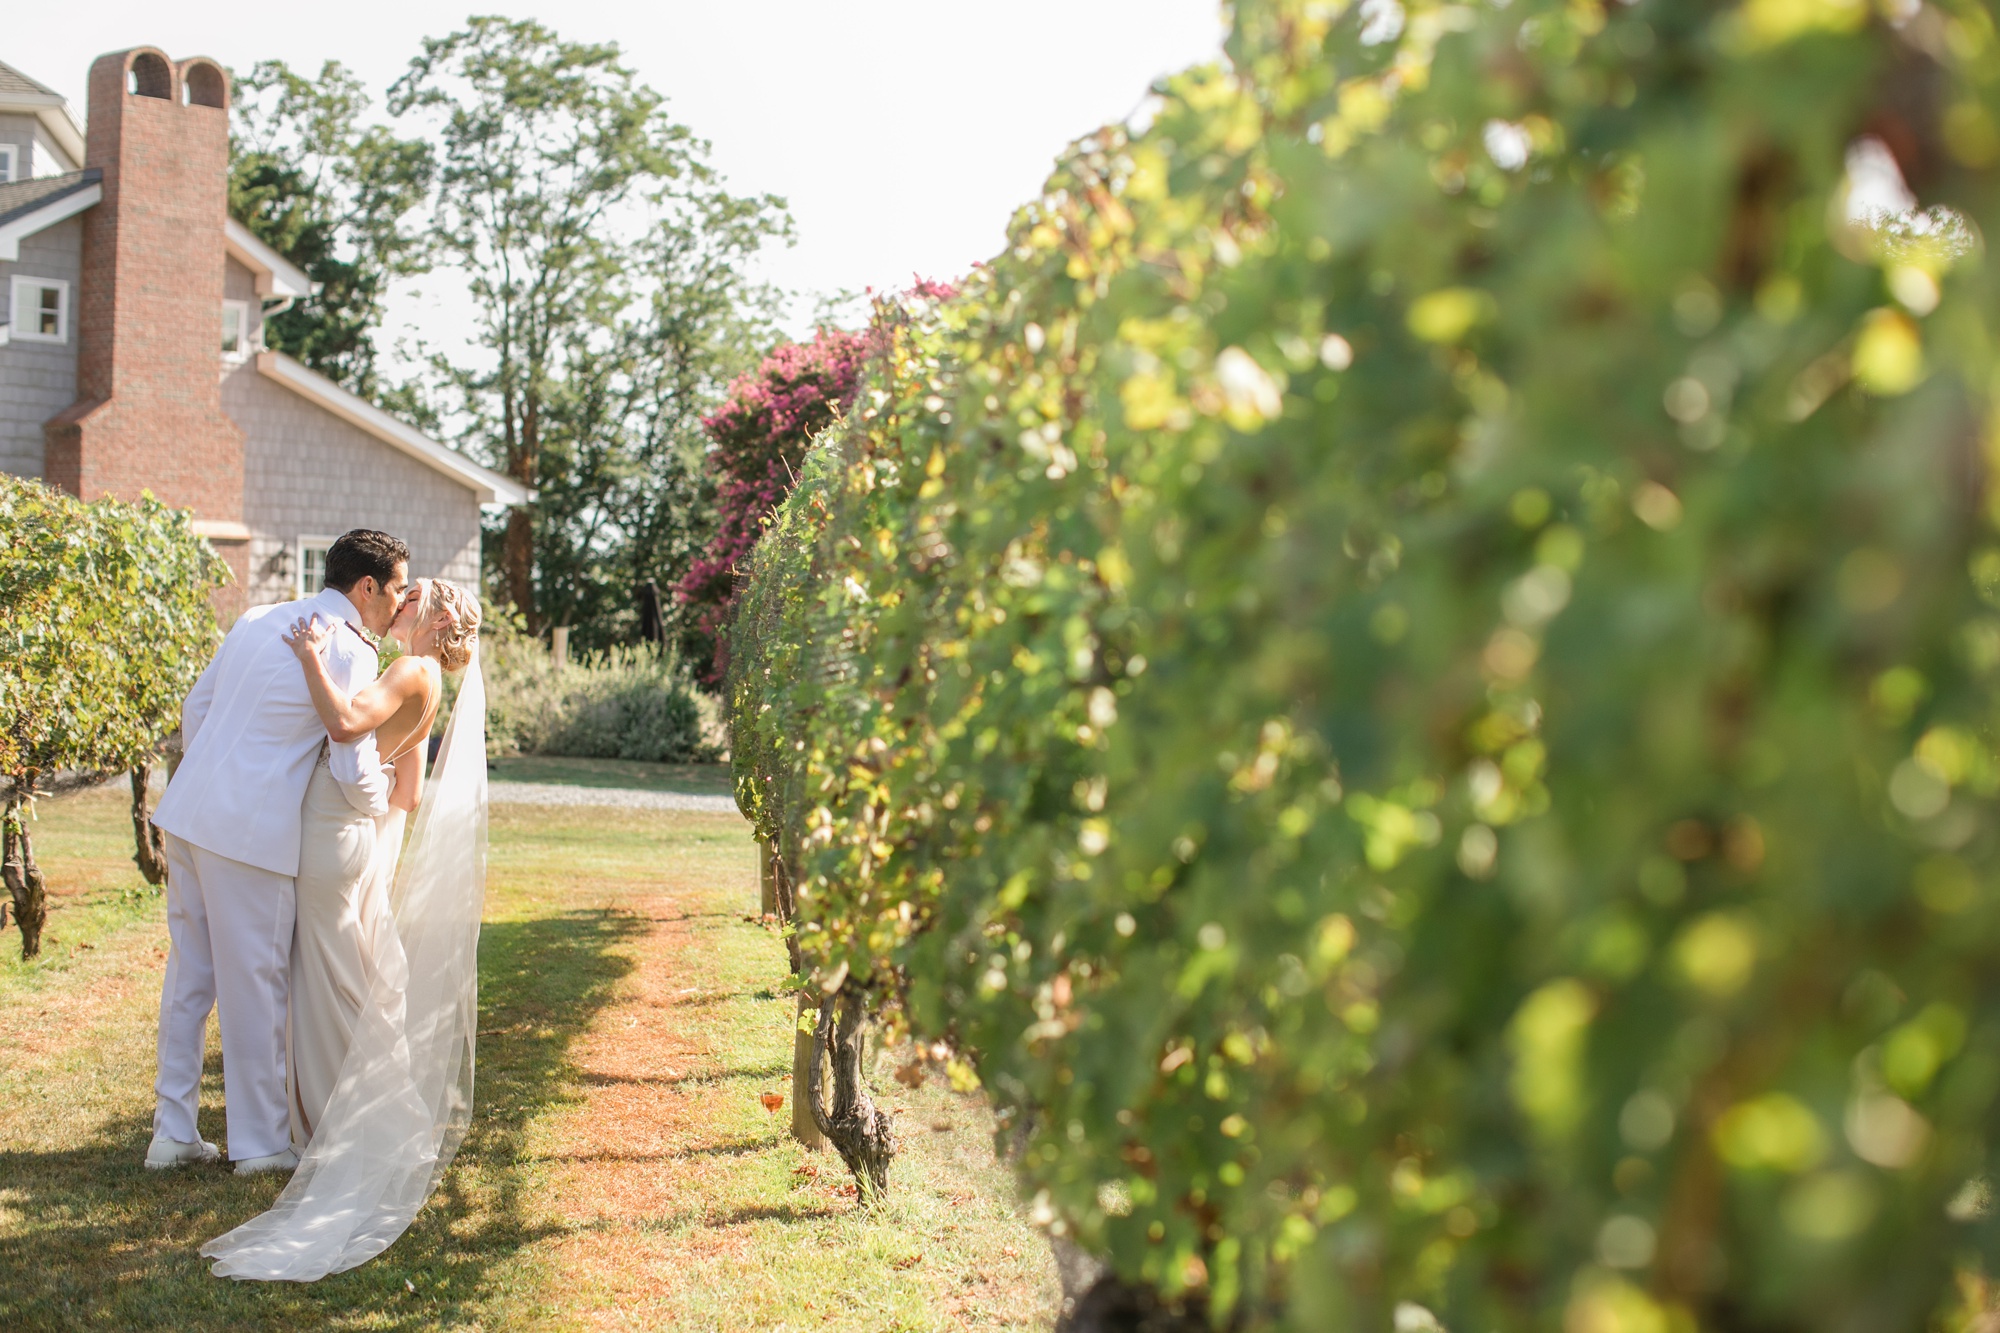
[298,537,336,597]
[0,145,15,183]
[222,300,249,359]
[9,277,69,343]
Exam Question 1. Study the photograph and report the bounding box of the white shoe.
[144,1134,221,1170]
[232,1148,299,1176]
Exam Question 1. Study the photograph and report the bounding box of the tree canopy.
[229,24,792,647]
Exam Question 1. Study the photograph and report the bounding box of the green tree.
[0,479,227,960]
[228,60,431,394]
[531,195,788,651]
[388,17,789,634]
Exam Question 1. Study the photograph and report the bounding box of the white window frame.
[297,535,338,598]
[10,276,69,344]
[0,145,16,183]
[221,299,250,360]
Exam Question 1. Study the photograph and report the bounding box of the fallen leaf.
[891,1252,924,1270]
[894,1061,927,1088]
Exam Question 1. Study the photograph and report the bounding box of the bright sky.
[7,1,1226,348]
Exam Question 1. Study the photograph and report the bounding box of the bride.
[202,578,487,1282]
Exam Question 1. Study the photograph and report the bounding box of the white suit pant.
[155,833,296,1161]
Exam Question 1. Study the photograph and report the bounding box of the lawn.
[0,784,1057,1331]
[487,755,734,797]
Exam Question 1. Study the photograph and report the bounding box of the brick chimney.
[44,49,245,567]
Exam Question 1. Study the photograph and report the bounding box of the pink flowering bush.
[677,326,870,683]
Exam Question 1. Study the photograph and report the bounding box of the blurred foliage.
[482,617,718,763]
[0,477,226,956]
[729,0,2000,1328]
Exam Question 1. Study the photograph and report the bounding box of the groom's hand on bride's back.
[283,615,335,662]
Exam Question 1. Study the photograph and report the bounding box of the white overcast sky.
[8,2,1226,350]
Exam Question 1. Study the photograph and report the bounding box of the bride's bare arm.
[387,751,424,813]
[282,617,420,743]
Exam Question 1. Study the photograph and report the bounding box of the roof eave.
[253,351,534,507]
[0,91,88,168]
[0,178,100,261]
[223,219,316,301]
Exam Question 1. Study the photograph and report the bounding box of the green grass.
[487,755,734,797]
[0,788,1056,1331]
[0,782,164,997]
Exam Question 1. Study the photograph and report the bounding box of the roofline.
[254,351,534,507]
[224,218,316,301]
[0,174,101,261]
[0,89,88,168]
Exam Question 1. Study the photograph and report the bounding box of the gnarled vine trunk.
[1055,1275,1214,1333]
[131,763,168,886]
[807,982,896,1198]
[3,798,48,960]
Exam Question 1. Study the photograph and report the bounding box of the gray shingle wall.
[0,213,83,479]
[223,254,263,361]
[0,112,75,177]
[225,364,483,609]
[0,112,36,177]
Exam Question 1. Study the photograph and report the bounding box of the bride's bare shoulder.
[381,655,436,696]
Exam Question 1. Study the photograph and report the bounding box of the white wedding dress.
[202,653,488,1281]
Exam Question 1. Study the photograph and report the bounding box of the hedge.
[733,3,2000,1328]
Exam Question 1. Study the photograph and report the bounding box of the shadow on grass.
[0,907,643,1332]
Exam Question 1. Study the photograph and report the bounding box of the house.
[0,48,530,620]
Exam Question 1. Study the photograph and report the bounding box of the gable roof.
[0,169,100,261]
[254,351,534,507]
[0,60,87,167]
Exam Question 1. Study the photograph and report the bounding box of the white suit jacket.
[153,586,391,878]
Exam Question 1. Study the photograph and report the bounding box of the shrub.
[482,620,718,762]
[731,2,2000,1330]
[0,476,227,958]
[677,327,871,685]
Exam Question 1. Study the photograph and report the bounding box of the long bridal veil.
[202,652,489,1281]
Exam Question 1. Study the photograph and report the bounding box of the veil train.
[202,652,488,1281]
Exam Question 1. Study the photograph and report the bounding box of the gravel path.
[488,781,738,814]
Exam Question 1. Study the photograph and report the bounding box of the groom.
[146,529,410,1174]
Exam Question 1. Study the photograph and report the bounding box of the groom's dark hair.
[323,530,411,593]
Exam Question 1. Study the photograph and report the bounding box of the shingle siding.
[225,365,483,605]
[0,214,82,478]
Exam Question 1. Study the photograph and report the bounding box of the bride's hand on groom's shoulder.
[283,616,334,661]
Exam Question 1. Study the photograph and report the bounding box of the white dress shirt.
[154,587,392,877]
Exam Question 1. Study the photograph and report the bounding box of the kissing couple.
[143,528,489,1282]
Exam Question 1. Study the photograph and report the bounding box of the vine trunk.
[131,764,168,887]
[3,798,48,960]
[807,983,896,1198]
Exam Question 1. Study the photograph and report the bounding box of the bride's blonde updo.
[415,578,481,673]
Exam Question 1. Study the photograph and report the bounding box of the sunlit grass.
[0,790,1055,1331]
